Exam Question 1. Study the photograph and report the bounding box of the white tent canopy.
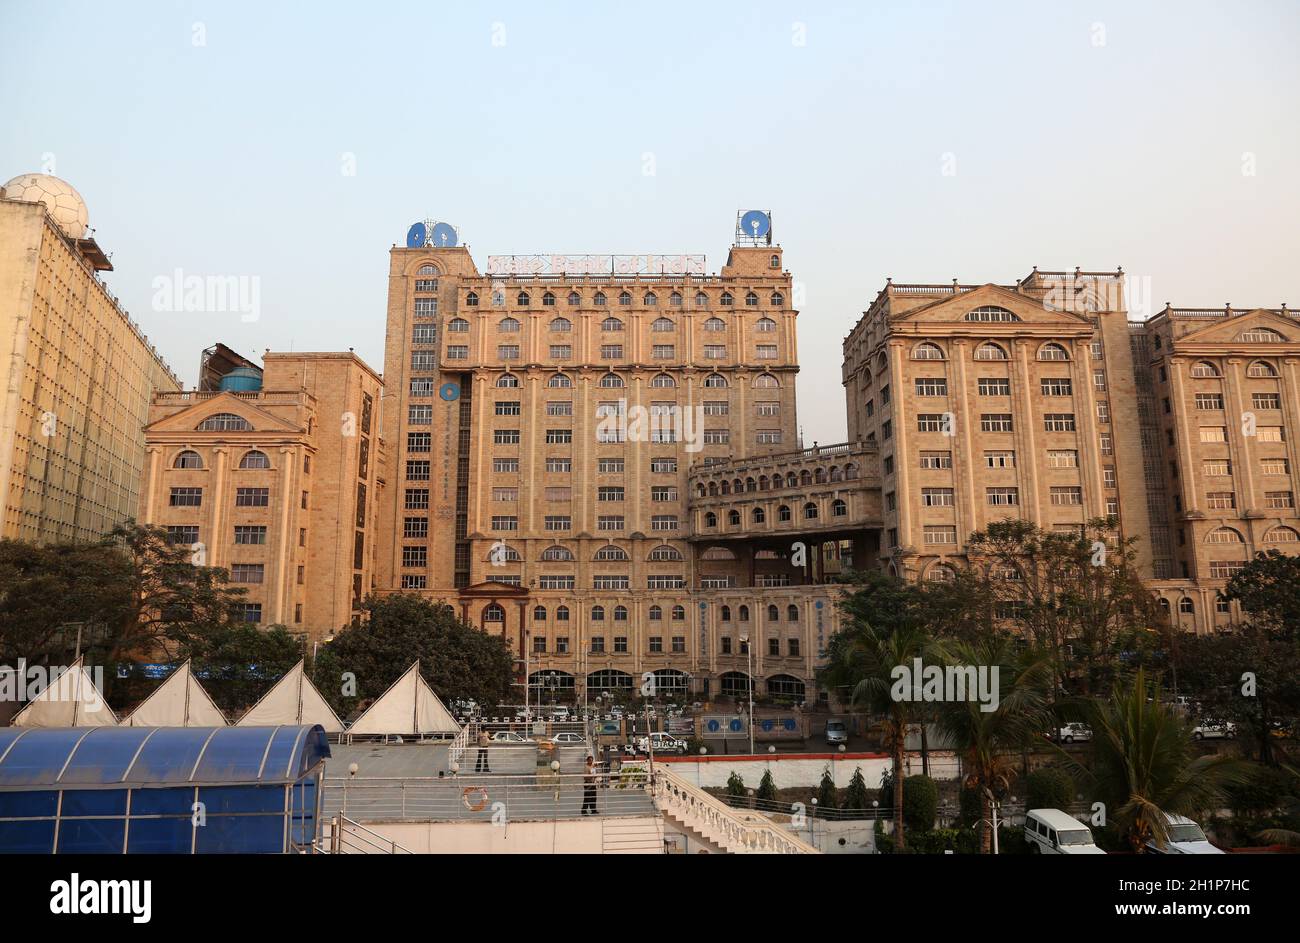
[123,660,227,727]
[346,661,461,736]
[11,656,119,727]
[237,660,344,733]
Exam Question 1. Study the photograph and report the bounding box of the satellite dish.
[740,210,771,239]
[430,222,458,247]
[406,222,427,248]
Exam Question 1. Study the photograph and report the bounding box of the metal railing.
[325,815,414,854]
[322,770,656,823]
[650,767,819,853]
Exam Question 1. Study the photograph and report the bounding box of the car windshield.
[1168,824,1206,843]
[1057,829,1092,846]
[828,722,845,731]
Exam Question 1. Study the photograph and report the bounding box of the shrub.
[815,766,839,810]
[903,774,938,834]
[843,767,870,816]
[757,770,777,802]
[1026,767,1075,811]
[725,771,745,798]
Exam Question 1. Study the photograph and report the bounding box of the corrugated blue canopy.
[0,726,330,788]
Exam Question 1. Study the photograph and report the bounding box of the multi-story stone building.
[0,173,180,542]
[140,351,383,638]
[842,268,1299,634]
[376,222,841,702]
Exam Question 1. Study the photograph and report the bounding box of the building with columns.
[139,351,383,637]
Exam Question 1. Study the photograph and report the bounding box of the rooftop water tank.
[219,367,262,392]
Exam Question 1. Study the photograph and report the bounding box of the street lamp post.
[739,633,754,754]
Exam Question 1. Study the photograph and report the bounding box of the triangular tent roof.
[236,660,344,733]
[123,660,227,727]
[346,661,461,736]
[11,656,119,727]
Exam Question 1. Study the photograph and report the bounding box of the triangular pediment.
[1172,309,1299,348]
[145,391,303,436]
[459,579,529,597]
[892,284,1094,326]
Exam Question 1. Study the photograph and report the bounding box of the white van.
[1145,814,1223,854]
[1024,809,1106,855]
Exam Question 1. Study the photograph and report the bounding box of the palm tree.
[1064,668,1256,852]
[821,619,932,851]
[932,638,1053,853]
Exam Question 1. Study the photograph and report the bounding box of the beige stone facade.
[842,269,1300,635]
[139,352,383,638]
[0,194,179,542]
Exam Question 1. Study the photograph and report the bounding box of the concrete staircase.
[601,816,665,854]
[650,767,819,854]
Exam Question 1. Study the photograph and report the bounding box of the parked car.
[1144,814,1223,854]
[634,732,689,754]
[825,720,849,746]
[1024,809,1106,855]
[1056,723,1093,744]
[1191,720,1236,740]
[490,731,531,743]
[549,706,571,721]
[550,732,586,745]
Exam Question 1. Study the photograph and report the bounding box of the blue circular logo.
[406,222,427,248]
[699,602,707,610]
[439,382,460,401]
[430,222,458,247]
[815,600,824,610]
[740,210,771,238]
[761,719,774,732]
[729,718,743,732]
[706,719,720,732]
[783,718,797,731]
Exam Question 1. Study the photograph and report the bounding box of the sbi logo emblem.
[439,382,460,401]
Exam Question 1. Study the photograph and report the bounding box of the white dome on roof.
[3,173,89,239]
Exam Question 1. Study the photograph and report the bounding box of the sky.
[3,0,1298,445]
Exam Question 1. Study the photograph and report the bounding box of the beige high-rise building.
[0,173,179,542]
[842,268,1299,635]
[376,219,841,701]
[140,351,383,638]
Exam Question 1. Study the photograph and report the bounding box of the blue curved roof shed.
[0,725,330,854]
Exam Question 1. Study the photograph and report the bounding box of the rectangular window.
[1099,433,1113,456]
[1103,466,1116,488]
[446,345,468,360]
[1200,426,1227,443]
[405,489,429,510]
[1209,561,1246,579]
[1043,413,1076,432]
[1257,427,1285,442]
[229,563,265,584]
[406,460,431,481]
[546,458,572,473]
[495,401,521,416]
[1047,450,1079,468]
[494,429,521,445]
[1206,492,1236,510]
[653,345,675,359]
[598,486,625,502]
[598,458,625,473]
[1203,459,1232,477]
[497,345,520,359]
[235,487,269,507]
[917,414,947,433]
[590,637,605,654]
[1252,392,1282,410]
[651,516,679,531]
[704,430,730,445]
[649,637,663,654]
[920,451,952,469]
[915,378,947,396]
[492,487,518,502]
[546,429,573,445]
[756,402,779,417]
[703,401,729,415]
[703,345,727,359]
[1265,491,1295,509]
[408,432,431,452]
[1261,458,1289,475]
[1093,371,1106,391]
[671,637,686,654]
[234,603,262,624]
[167,525,199,545]
[978,377,1010,396]
[651,486,678,501]
[601,345,623,359]
[756,430,782,444]
[169,487,202,507]
[985,451,1015,469]
[409,405,433,424]
[921,488,954,507]
[924,525,957,544]
[650,458,677,473]
[1050,486,1083,506]
[1195,393,1225,410]
[400,575,426,590]
[987,487,1020,506]
[544,516,571,531]
[549,345,572,359]
[981,414,1013,433]
[539,576,575,590]
[493,458,519,473]
[412,324,437,344]
[233,525,267,545]
[1040,377,1073,396]
[597,516,625,531]
[544,486,571,501]
[403,518,428,539]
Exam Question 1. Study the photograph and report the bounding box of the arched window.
[720,606,732,622]
[613,605,628,621]
[602,317,624,332]
[728,509,741,525]
[498,317,520,332]
[548,373,573,388]
[739,605,750,621]
[591,605,605,621]
[814,468,827,484]
[448,317,470,333]
[702,373,728,388]
[465,291,479,306]
[829,466,843,482]
[593,291,607,306]
[767,605,780,621]
[1238,327,1285,343]
[927,563,956,582]
[1179,598,1195,614]
[1264,526,1300,543]
[1247,360,1278,377]
[912,342,944,361]
[803,502,819,520]
[694,291,708,307]
[533,605,547,621]
[1037,343,1070,361]
[556,605,570,621]
[542,291,556,306]
[238,450,270,470]
[496,373,520,388]
[669,291,682,306]
[651,318,675,333]
[770,292,784,307]
[787,604,799,621]
[671,606,685,621]
[974,342,1009,361]
[756,317,777,333]
[598,373,624,388]
[964,305,1021,322]
[594,545,629,561]
[844,462,858,479]
[550,317,572,332]
[704,317,727,332]
[174,450,203,469]
[491,290,505,306]
[643,292,658,306]
[541,545,574,561]
[487,544,521,562]
[618,291,632,307]
[752,507,766,523]
[516,291,530,306]
[778,504,792,522]
[753,373,779,389]
[649,605,663,621]
[1205,527,1244,544]
[198,413,251,432]
[483,604,505,622]
[745,291,759,307]
[417,264,439,276]
[648,545,682,561]
[769,254,780,269]
[831,499,847,517]
[567,291,581,305]
[720,291,734,306]
[704,512,718,528]
[650,373,676,388]
[1189,361,1220,378]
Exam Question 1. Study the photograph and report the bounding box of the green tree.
[725,771,746,799]
[902,774,938,835]
[932,636,1053,852]
[843,767,870,815]
[757,769,777,803]
[180,623,304,713]
[1026,767,1075,811]
[1222,550,1300,640]
[814,766,838,810]
[1064,668,1257,852]
[314,594,514,716]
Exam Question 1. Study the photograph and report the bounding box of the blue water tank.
[219,368,262,392]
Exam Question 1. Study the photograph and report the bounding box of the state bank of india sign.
[485,254,707,277]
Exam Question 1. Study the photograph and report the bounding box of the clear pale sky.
[3,1,1297,444]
